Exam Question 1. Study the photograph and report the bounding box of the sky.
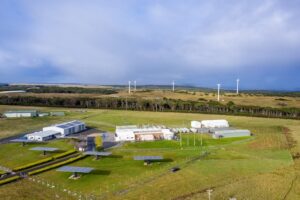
[0,0,299,90]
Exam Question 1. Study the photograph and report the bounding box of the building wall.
[201,120,229,128]
[115,130,135,141]
[43,124,85,137]
[4,113,33,118]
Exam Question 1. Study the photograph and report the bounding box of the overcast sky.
[0,0,299,90]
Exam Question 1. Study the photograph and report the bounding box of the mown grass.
[0,139,74,169]
[0,105,299,200]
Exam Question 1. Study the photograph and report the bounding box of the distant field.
[0,105,299,199]
[1,88,299,108]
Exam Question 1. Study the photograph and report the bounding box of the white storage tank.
[201,120,229,128]
[191,121,202,128]
[162,129,174,140]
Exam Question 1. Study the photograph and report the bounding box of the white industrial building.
[191,120,229,129]
[213,129,251,139]
[115,125,174,142]
[26,130,60,141]
[191,121,202,128]
[4,110,38,118]
[43,120,86,137]
[25,120,86,141]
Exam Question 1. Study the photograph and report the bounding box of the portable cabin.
[4,110,38,118]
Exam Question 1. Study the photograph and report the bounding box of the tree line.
[0,95,299,119]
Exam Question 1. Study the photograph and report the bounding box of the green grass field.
[0,139,74,169]
[0,105,299,199]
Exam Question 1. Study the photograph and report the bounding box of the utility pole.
[180,132,182,148]
[194,132,196,147]
[200,131,203,151]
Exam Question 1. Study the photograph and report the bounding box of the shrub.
[0,176,20,185]
[28,154,87,176]
[52,149,77,159]
[13,157,53,171]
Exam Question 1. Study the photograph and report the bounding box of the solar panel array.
[30,147,58,152]
[84,151,112,156]
[57,166,94,173]
[55,120,84,129]
[134,156,163,161]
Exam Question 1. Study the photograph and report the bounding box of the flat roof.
[30,147,58,152]
[214,129,251,134]
[56,166,94,173]
[84,151,112,156]
[134,156,163,161]
[10,139,44,143]
[51,120,85,129]
[27,130,60,137]
[4,110,37,114]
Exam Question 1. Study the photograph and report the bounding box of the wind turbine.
[134,80,136,92]
[217,83,221,101]
[128,81,131,94]
[172,81,175,92]
[236,78,240,94]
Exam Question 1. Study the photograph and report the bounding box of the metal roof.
[26,130,60,137]
[84,151,112,156]
[134,156,163,161]
[30,147,58,152]
[56,166,94,173]
[4,110,37,114]
[50,120,85,129]
[10,139,44,143]
[214,129,251,134]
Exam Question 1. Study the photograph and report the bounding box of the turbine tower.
[172,81,175,92]
[236,78,240,94]
[134,80,136,92]
[128,81,131,94]
[217,83,221,101]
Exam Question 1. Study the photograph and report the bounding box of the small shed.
[4,110,38,118]
[50,111,65,116]
[213,129,251,139]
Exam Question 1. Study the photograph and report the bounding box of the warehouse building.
[43,120,86,137]
[191,120,229,129]
[191,121,202,128]
[26,130,61,141]
[115,125,174,142]
[213,129,251,139]
[4,110,38,118]
[50,111,65,116]
[201,120,229,128]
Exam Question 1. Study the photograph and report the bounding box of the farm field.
[0,105,299,199]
